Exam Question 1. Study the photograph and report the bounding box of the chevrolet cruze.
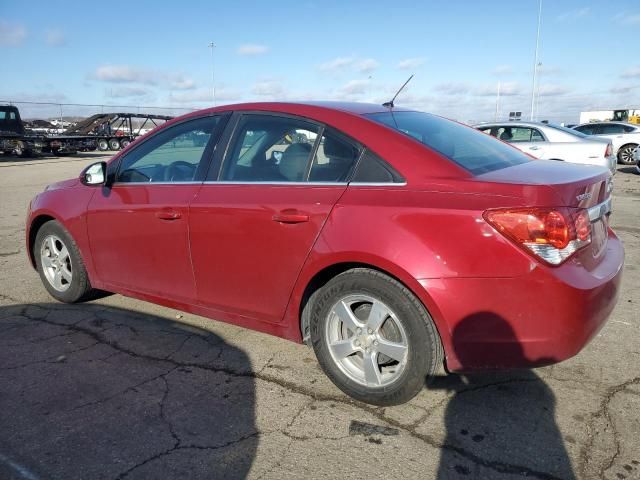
[26,102,624,405]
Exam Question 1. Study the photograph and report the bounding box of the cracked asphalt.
[0,152,639,480]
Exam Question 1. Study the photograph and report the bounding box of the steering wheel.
[164,161,197,182]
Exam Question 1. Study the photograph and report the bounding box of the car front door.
[189,113,361,324]
[87,115,224,303]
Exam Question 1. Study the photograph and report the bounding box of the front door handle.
[272,210,309,224]
[529,145,541,150]
[155,210,182,220]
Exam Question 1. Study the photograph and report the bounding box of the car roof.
[475,121,549,128]
[575,121,638,127]
[199,101,414,116]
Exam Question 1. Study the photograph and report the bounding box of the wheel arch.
[27,214,57,268]
[293,260,449,367]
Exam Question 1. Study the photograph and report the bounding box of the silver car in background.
[476,121,617,175]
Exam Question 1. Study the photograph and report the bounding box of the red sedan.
[26,102,624,405]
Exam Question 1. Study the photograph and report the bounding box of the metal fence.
[0,100,196,121]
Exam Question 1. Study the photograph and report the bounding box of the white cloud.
[434,83,470,95]
[476,82,522,97]
[355,58,379,73]
[93,65,158,85]
[339,79,370,96]
[614,13,640,25]
[319,56,355,72]
[106,86,151,98]
[557,7,591,22]
[171,87,241,104]
[621,65,640,78]
[537,84,570,97]
[396,57,426,70]
[251,80,284,97]
[169,76,196,90]
[492,65,512,75]
[236,44,269,55]
[610,85,638,94]
[0,20,27,47]
[45,29,66,47]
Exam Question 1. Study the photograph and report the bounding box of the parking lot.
[0,152,638,480]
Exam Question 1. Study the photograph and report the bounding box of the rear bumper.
[419,230,624,372]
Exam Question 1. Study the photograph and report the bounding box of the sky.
[2,0,640,123]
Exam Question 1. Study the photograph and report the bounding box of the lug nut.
[354,340,360,346]
[368,328,373,334]
[356,328,362,334]
[373,340,378,346]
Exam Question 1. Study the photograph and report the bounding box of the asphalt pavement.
[0,152,638,480]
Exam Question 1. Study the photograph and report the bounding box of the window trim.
[111,113,228,186]
[211,111,365,185]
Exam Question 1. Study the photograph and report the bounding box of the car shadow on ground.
[617,165,639,174]
[428,312,576,480]
[0,302,257,480]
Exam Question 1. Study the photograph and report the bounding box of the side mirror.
[80,161,107,186]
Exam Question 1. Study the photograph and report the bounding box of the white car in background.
[572,121,640,165]
[476,122,616,175]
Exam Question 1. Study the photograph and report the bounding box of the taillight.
[483,207,592,265]
[605,144,613,157]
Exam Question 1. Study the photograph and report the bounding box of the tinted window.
[309,130,360,182]
[352,150,404,183]
[366,112,529,175]
[600,124,625,134]
[117,116,218,183]
[623,125,636,133]
[222,114,319,182]
[574,125,596,135]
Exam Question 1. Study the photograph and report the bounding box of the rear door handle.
[155,210,182,220]
[529,145,541,150]
[272,210,309,224]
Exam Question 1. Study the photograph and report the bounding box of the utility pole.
[208,42,217,106]
[495,82,501,121]
[530,0,542,120]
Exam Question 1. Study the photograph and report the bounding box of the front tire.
[617,144,637,165]
[34,220,93,303]
[309,268,443,406]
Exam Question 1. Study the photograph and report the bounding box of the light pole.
[208,41,217,106]
[530,0,542,120]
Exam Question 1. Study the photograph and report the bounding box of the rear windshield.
[365,111,530,175]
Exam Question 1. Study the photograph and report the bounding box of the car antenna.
[383,74,414,108]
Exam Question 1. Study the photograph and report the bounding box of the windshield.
[365,111,530,175]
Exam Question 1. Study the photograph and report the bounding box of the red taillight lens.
[605,144,613,157]
[483,207,591,265]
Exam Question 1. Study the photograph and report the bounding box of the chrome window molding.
[111,181,202,186]
[110,180,407,187]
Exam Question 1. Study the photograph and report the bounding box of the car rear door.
[189,112,361,324]
[86,114,226,303]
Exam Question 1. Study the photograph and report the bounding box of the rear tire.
[309,268,443,406]
[617,144,637,165]
[34,220,94,303]
[120,138,131,149]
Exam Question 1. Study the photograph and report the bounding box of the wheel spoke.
[329,339,358,359]
[366,300,390,332]
[58,245,70,262]
[47,237,57,255]
[332,300,361,333]
[53,270,64,290]
[376,338,408,363]
[60,267,72,283]
[41,254,53,268]
[362,352,382,386]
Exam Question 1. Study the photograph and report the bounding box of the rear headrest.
[278,142,312,181]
